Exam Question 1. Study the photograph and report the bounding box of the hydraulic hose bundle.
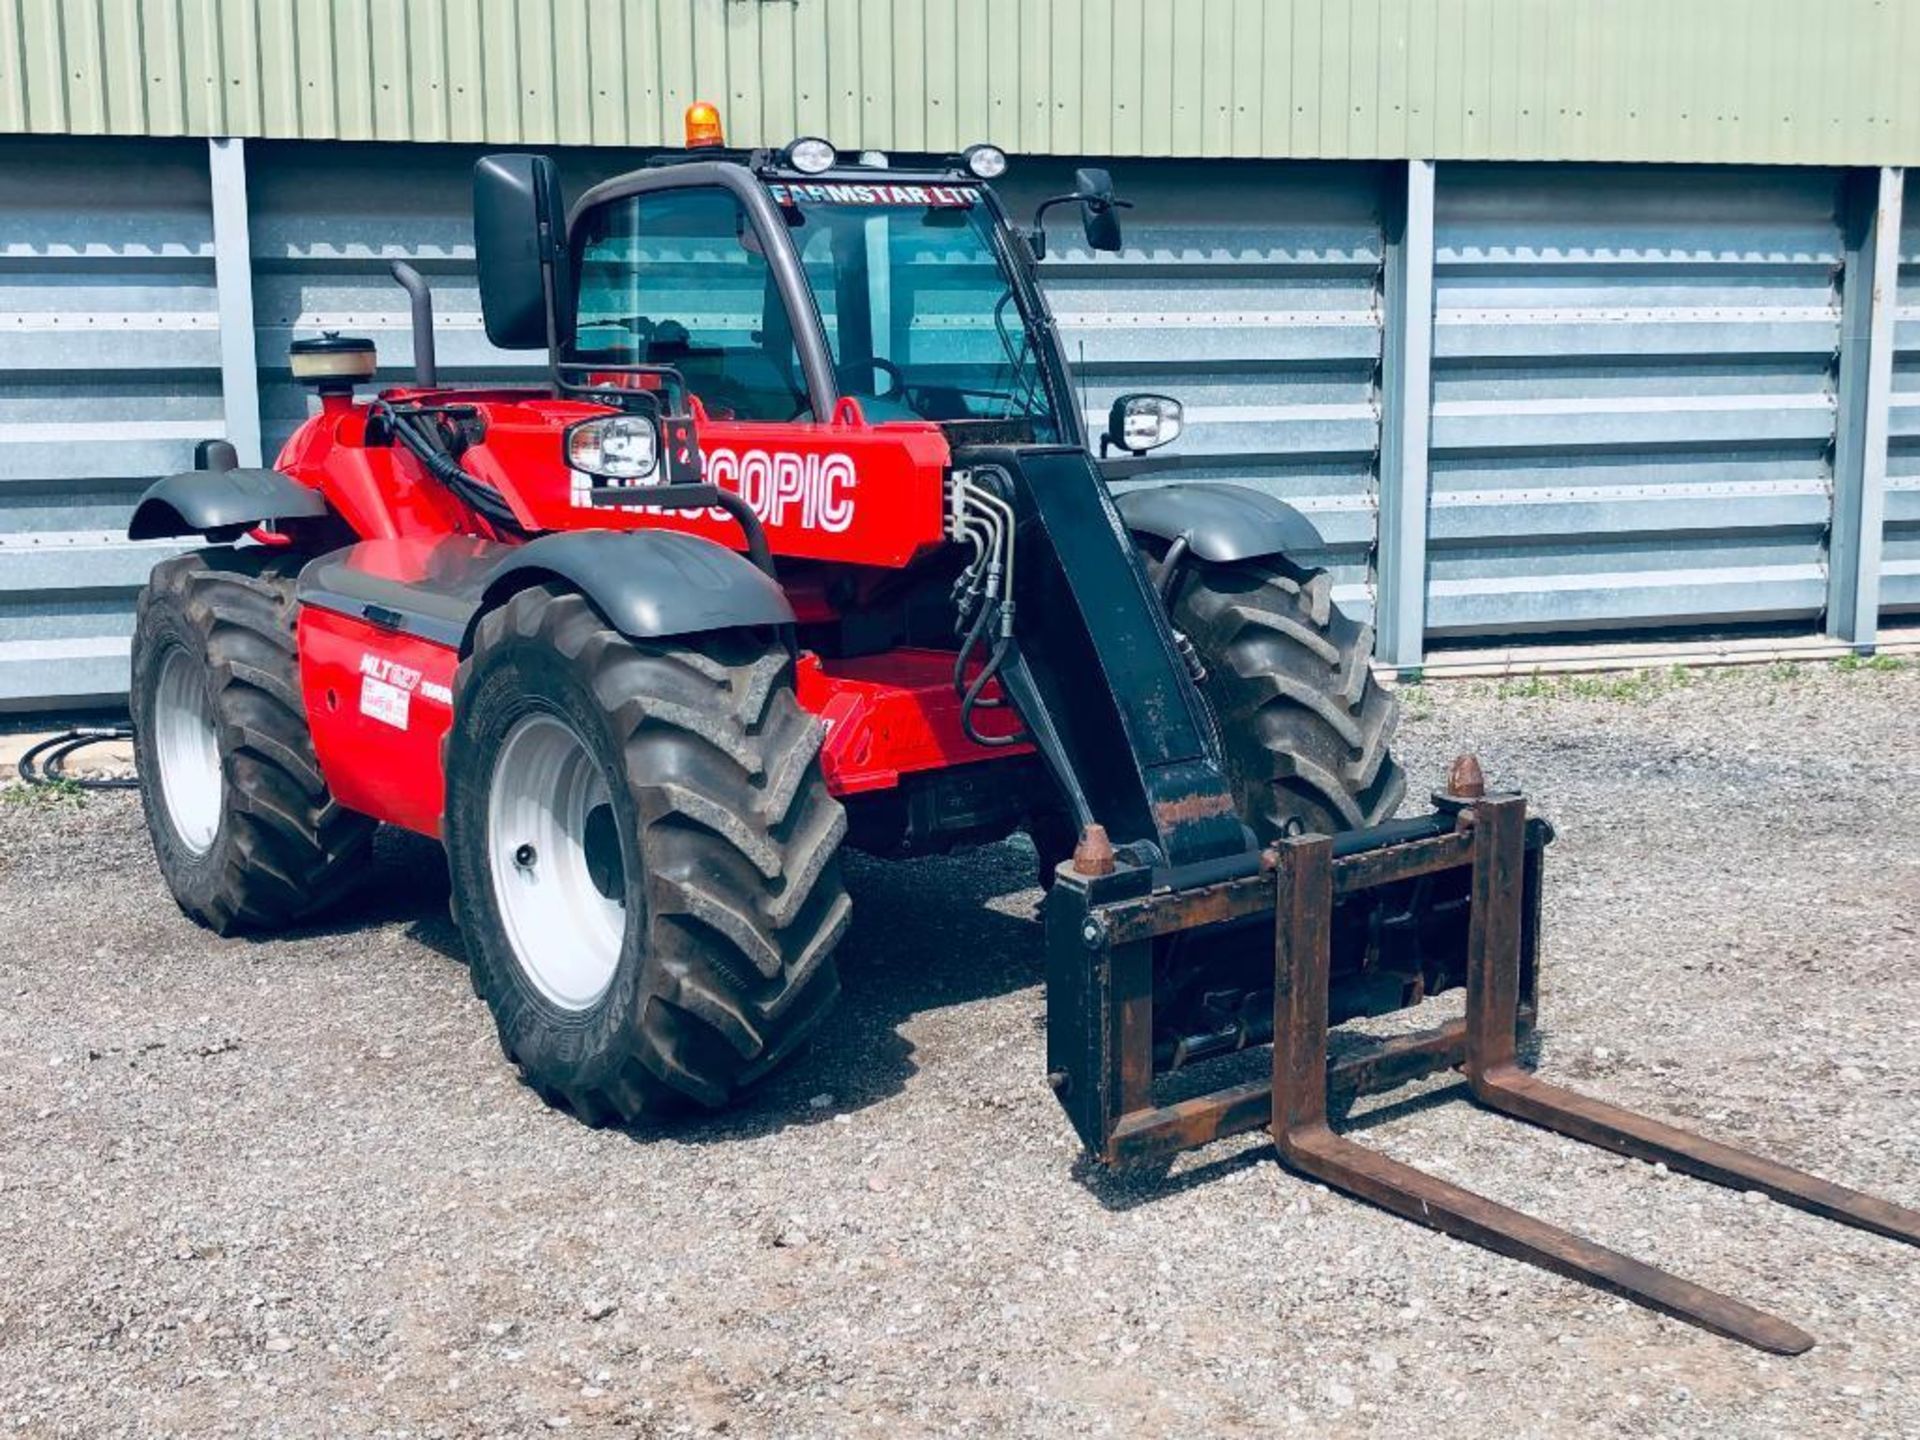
[371,400,527,537]
[15,726,136,790]
[946,467,1028,748]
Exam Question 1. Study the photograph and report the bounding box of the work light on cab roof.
[785,136,837,174]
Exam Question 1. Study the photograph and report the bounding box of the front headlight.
[1107,393,1183,454]
[566,415,659,479]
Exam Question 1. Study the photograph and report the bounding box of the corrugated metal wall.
[1889,171,1920,616]
[3,0,1918,167]
[1428,164,1846,636]
[1001,160,1389,616]
[0,137,222,707]
[0,133,1910,711]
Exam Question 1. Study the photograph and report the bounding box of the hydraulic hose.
[16,726,136,790]
[959,633,1030,749]
[376,403,526,536]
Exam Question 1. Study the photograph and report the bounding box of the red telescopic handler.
[123,106,1917,1353]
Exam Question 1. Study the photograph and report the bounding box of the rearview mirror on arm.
[474,154,573,351]
[1029,167,1131,259]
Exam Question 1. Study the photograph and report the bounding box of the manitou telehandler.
[124,106,1916,1351]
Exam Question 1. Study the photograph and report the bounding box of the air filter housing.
[290,333,376,395]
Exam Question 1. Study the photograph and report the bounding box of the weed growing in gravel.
[1396,681,1435,719]
[0,778,88,810]
[1489,666,1697,704]
[1834,652,1908,674]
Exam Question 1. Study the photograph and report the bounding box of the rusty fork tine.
[1272,828,1815,1357]
[1462,795,1920,1249]
[1470,1069,1920,1247]
[1274,1122,1815,1355]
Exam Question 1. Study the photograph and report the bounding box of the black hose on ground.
[16,726,137,790]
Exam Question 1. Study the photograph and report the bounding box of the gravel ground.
[1,660,1916,1438]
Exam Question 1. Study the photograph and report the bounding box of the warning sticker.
[359,674,411,730]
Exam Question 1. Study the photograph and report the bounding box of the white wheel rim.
[153,645,223,855]
[485,713,627,1011]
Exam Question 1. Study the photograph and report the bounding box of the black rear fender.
[129,467,333,541]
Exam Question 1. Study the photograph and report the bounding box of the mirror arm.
[1028,192,1087,258]
[1030,193,1084,227]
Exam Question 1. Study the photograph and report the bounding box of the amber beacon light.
[684,101,725,148]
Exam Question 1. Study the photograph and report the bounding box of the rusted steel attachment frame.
[1047,805,1546,1167]
[1049,765,1920,1354]
[1271,793,1920,1353]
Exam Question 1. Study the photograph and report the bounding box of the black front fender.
[476,530,794,646]
[128,468,332,541]
[1113,483,1327,566]
[297,530,795,653]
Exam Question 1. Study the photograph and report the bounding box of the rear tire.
[131,548,375,934]
[443,586,850,1123]
[1167,555,1405,840]
[1027,552,1404,887]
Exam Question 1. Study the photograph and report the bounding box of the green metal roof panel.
[2,0,1917,165]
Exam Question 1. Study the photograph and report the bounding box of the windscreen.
[569,187,803,421]
[774,182,1060,435]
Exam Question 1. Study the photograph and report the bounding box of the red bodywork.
[281,390,1032,839]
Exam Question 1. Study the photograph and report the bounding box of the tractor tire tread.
[133,549,374,936]
[1174,555,1405,839]
[448,586,847,1124]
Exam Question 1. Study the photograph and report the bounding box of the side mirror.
[1103,393,1183,457]
[474,154,572,350]
[1029,168,1131,259]
[1075,167,1124,253]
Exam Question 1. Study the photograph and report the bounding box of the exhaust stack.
[388,260,439,388]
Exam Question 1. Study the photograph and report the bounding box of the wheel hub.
[152,645,222,855]
[485,714,627,1011]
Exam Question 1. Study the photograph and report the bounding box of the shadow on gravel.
[234,825,456,950]
[278,821,1053,1145]
[656,840,1050,1146]
[258,823,1566,1189]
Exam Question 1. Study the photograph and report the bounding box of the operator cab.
[473,105,1184,460]
[569,175,1059,435]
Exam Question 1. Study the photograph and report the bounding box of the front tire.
[444,587,850,1123]
[131,549,375,934]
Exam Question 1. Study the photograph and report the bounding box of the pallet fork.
[1047,756,1920,1353]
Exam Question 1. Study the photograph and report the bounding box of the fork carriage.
[1044,756,1920,1355]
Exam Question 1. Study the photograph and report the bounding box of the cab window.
[783,189,1059,435]
[568,187,804,421]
